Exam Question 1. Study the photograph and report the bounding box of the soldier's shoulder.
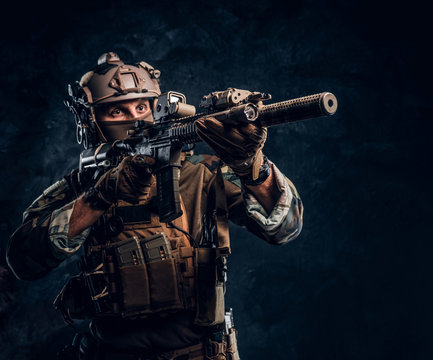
[183,154,241,187]
[26,169,80,214]
[41,178,70,198]
[24,177,71,221]
[184,153,221,172]
[220,165,241,188]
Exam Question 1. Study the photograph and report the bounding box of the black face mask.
[98,112,154,141]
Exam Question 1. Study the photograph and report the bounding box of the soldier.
[6,52,303,360]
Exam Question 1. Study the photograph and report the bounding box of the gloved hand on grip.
[195,116,267,178]
[89,154,156,208]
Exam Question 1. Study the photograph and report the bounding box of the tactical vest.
[54,165,230,328]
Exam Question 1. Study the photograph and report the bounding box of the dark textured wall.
[0,0,430,359]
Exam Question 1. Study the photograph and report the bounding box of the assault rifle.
[79,88,338,222]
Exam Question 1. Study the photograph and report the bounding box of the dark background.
[0,0,431,359]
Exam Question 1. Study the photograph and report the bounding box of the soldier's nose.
[129,108,140,118]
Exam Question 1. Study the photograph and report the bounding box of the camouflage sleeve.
[6,177,88,281]
[48,201,91,259]
[224,161,303,245]
[241,162,303,245]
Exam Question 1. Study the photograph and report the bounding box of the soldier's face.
[95,98,154,141]
[95,98,153,122]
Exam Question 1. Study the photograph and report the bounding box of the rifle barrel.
[169,92,338,144]
[257,92,337,127]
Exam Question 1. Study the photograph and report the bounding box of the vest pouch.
[193,248,225,326]
[111,233,184,318]
[119,264,151,317]
[147,258,183,310]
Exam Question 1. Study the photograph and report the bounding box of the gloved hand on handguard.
[195,116,268,182]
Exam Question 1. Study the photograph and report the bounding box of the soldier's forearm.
[68,197,104,239]
[245,167,280,214]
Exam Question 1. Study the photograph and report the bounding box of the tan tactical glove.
[84,155,155,209]
[195,117,267,178]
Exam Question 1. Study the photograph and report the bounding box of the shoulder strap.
[213,166,230,255]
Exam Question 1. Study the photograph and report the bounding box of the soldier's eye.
[111,109,122,116]
[137,105,147,112]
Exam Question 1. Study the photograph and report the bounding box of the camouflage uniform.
[7,153,303,358]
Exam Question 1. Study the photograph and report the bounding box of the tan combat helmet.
[65,52,162,147]
[80,52,161,105]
